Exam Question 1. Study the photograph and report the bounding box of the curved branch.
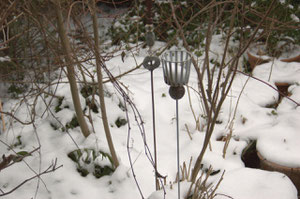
[236,70,300,107]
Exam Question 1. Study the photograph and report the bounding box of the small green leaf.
[271,110,278,115]
[115,117,127,128]
[16,151,30,157]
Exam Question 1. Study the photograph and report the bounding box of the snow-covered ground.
[0,36,299,199]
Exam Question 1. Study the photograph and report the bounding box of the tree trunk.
[54,0,90,138]
[90,0,119,168]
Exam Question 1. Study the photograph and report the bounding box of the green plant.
[54,97,65,113]
[107,1,206,51]
[246,0,300,57]
[50,122,59,131]
[108,0,299,57]
[7,84,27,98]
[67,148,115,178]
[0,61,23,81]
[12,135,23,148]
[80,85,98,98]
[65,115,79,130]
[271,110,278,116]
[118,101,126,111]
[115,117,127,128]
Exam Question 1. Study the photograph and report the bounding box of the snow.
[215,168,297,199]
[290,14,299,22]
[252,61,300,84]
[0,56,10,62]
[279,0,286,4]
[0,34,299,199]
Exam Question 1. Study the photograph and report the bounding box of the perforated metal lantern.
[161,50,192,87]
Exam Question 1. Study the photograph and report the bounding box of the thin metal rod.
[145,0,153,25]
[151,70,159,190]
[176,99,180,199]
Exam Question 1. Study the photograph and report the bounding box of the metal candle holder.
[161,50,191,199]
[162,51,191,87]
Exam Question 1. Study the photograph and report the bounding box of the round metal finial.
[143,56,160,71]
[169,86,185,100]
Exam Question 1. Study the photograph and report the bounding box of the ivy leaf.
[13,151,31,162]
[16,151,30,157]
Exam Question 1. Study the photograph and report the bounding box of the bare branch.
[0,159,62,197]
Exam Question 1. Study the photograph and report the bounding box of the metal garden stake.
[142,54,160,190]
[161,50,192,199]
[143,0,160,190]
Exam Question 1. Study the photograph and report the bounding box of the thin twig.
[185,124,193,140]
[0,159,62,197]
[236,70,300,107]
[0,98,5,132]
